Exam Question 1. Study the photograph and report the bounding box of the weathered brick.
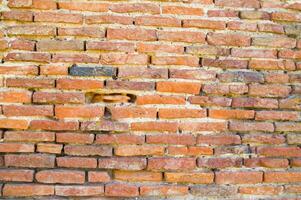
[215,0,260,8]
[88,171,110,182]
[81,121,129,132]
[95,134,144,145]
[147,134,196,145]
[107,28,157,41]
[239,186,283,195]
[183,19,226,30]
[265,172,301,183]
[36,170,85,184]
[207,33,251,46]
[198,158,242,168]
[5,154,55,168]
[3,105,53,117]
[105,183,138,197]
[3,184,54,197]
[140,185,188,196]
[197,134,241,145]
[55,185,104,197]
[69,65,116,77]
[148,157,196,171]
[64,145,112,156]
[158,108,206,119]
[4,131,54,143]
[0,169,34,182]
[244,158,289,168]
[216,171,263,184]
[57,157,97,168]
[98,157,146,170]
[55,105,104,119]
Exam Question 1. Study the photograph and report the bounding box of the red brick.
[105,183,138,197]
[167,146,213,156]
[285,185,301,194]
[189,96,232,107]
[37,39,84,51]
[279,50,301,59]
[209,109,254,119]
[8,0,32,7]
[252,36,296,48]
[81,121,129,132]
[52,53,99,63]
[265,73,289,84]
[40,64,68,75]
[215,0,260,8]
[239,186,283,195]
[131,121,178,133]
[57,157,97,168]
[0,65,38,75]
[232,97,278,109]
[95,134,144,145]
[100,53,149,65]
[227,21,257,32]
[135,16,181,27]
[137,43,184,54]
[37,143,62,154]
[272,12,301,22]
[265,172,301,183]
[98,157,146,170]
[256,111,299,121]
[230,121,274,132]
[203,58,248,69]
[140,185,188,196]
[198,158,242,168]
[87,41,135,52]
[4,131,54,143]
[257,146,301,157]
[166,172,213,184]
[58,27,105,38]
[276,122,301,132]
[0,169,33,182]
[208,9,238,17]
[35,12,82,23]
[6,25,56,36]
[0,143,34,153]
[3,184,54,197]
[57,78,104,90]
[183,19,226,30]
[115,145,164,156]
[197,134,241,145]
[242,134,285,144]
[249,59,295,71]
[55,105,104,119]
[36,170,85,184]
[0,119,29,129]
[32,0,57,9]
[110,3,160,14]
[258,23,284,34]
[3,105,52,117]
[152,55,199,67]
[207,33,250,46]
[179,122,228,132]
[148,157,196,171]
[115,171,162,182]
[170,69,216,81]
[118,67,168,79]
[59,1,108,12]
[108,106,156,120]
[64,145,112,156]
[146,134,196,145]
[157,81,201,94]
[280,97,301,110]
[5,154,55,168]
[216,171,263,184]
[88,171,111,182]
[1,10,33,21]
[107,28,156,41]
[5,52,50,62]
[33,92,85,104]
[6,78,54,89]
[232,48,277,58]
[244,158,289,168]
[159,108,206,119]
[136,95,185,105]
[162,5,203,15]
[30,120,79,131]
[55,185,104,197]
[158,30,205,43]
[249,84,291,97]
[56,132,94,144]
[86,14,133,25]
[0,90,31,103]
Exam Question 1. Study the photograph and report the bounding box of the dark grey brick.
[69,65,117,77]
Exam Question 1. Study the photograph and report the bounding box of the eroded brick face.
[0,0,301,199]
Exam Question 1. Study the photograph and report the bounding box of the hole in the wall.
[86,92,136,104]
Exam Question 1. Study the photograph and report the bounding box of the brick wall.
[0,0,300,198]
